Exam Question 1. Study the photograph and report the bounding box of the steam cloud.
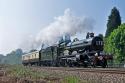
[21,8,95,51]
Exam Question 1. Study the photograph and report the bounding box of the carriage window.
[35,54,36,58]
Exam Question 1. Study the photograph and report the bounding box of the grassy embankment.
[5,65,89,83]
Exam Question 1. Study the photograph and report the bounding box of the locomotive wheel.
[102,59,107,68]
[68,60,74,67]
[98,59,107,68]
[60,59,68,67]
[83,63,88,67]
[91,62,96,68]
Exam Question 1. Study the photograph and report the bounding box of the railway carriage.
[22,51,39,66]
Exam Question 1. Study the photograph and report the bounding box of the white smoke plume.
[21,8,95,51]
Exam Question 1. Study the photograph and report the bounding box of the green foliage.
[63,76,81,83]
[104,24,125,63]
[0,54,5,63]
[0,49,23,64]
[4,65,91,83]
[105,7,121,37]
[8,65,46,79]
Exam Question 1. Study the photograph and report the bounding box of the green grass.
[63,76,80,83]
[62,76,91,83]
[6,65,90,83]
[7,65,47,79]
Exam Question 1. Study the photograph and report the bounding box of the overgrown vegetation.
[6,65,86,83]
[8,65,46,79]
[62,76,85,83]
[105,24,125,63]
[0,49,23,64]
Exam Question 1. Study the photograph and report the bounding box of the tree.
[15,49,23,56]
[3,48,23,64]
[105,7,121,37]
[0,54,4,63]
[104,24,125,63]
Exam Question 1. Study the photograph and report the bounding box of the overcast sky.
[0,0,125,54]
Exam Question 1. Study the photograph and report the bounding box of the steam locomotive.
[22,33,111,68]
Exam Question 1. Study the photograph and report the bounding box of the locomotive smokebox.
[91,36,104,51]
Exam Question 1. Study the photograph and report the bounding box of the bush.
[105,23,125,63]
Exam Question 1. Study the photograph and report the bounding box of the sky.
[0,0,125,54]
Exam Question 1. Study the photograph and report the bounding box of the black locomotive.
[22,32,109,68]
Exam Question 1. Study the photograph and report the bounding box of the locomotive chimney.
[90,32,94,38]
[86,32,90,39]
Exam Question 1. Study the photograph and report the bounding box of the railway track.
[31,66,125,74]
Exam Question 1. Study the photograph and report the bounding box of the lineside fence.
[107,63,125,68]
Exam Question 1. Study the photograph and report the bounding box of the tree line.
[0,49,24,64]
